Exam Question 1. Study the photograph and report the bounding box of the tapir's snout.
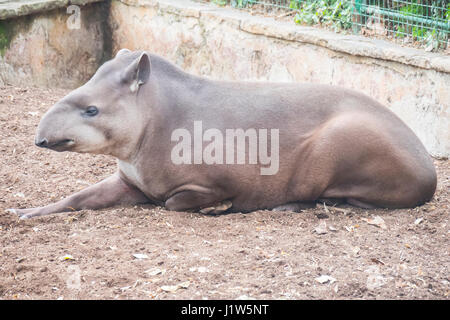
[35,117,75,151]
[34,136,75,151]
[34,102,77,151]
[35,138,48,148]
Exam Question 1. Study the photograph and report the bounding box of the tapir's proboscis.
[9,49,437,219]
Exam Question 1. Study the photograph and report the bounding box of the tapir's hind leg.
[290,114,436,209]
[346,198,378,209]
[199,200,233,215]
[164,187,232,214]
[272,201,316,212]
[7,173,150,219]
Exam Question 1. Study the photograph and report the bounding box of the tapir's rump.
[9,50,437,219]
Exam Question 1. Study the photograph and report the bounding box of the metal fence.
[209,1,450,51]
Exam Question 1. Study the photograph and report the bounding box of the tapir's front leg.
[7,173,149,219]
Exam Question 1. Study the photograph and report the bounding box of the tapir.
[9,49,437,219]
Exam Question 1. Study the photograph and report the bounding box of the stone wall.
[0,0,110,88]
[109,0,449,158]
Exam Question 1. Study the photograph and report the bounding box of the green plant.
[231,0,249,8]
[412,26,426,38]
[398,1,426,17]
[294,0,352,31]
[289,0,301,10]
[395,25,406,38]
[212,0,227,6]
[423,29,446,51]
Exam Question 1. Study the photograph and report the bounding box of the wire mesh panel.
[208,0,450,51]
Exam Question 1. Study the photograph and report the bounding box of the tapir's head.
[35,49,151,159]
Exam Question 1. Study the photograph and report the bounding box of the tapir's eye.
[83,106,99,117]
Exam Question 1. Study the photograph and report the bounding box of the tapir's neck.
[150,55,206,98]
[147,55,207,118]
[121,56,205,163]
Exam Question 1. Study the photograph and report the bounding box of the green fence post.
[352,0,362,33]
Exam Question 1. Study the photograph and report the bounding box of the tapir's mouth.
[46,139,75,151]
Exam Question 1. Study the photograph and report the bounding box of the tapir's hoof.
[272,202,316,213]
[6,208,36,220]
[5,208,16,215]
[199,200,232,215]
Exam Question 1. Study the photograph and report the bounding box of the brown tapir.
[8,49,437,219]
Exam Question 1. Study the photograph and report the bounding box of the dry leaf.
[161,281,190,292]
[13,192,25,198]
[133,253,148,260]
[315,275,336,284]
[370,258,385,265]
[314,221,328,235]
[145,268,166,276]
[161,285,178,292]
[178,281,190,289]
[331,207,350,215]
[362,216,387,229]
[352,246,360,257]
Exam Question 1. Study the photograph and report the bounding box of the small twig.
[276,11,296,19]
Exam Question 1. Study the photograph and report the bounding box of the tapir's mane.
[148,53,194,81]
[94,50,194,84]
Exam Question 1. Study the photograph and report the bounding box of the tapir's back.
[187,79,426,153]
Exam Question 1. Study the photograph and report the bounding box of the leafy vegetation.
[392,0,449,50]
[293,0,353,31]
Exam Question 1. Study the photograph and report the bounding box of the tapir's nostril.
[35,138,48,148]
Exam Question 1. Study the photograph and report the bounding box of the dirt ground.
[0,85,448,300]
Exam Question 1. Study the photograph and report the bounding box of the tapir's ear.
[121,52,151,93]
[115,48,131,58]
